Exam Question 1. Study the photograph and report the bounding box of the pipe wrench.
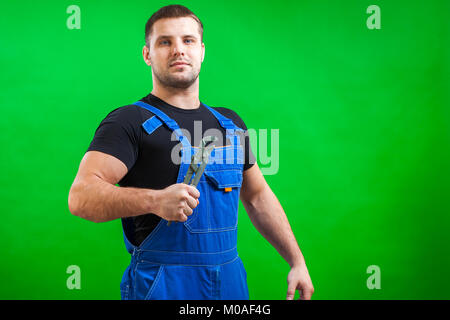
[167,136,218,226]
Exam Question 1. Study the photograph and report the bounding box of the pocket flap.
[204,170,243,189]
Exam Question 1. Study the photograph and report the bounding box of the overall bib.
[119,101,249,300]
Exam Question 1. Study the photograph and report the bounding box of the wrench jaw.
[167,136,218,226]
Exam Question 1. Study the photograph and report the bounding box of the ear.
[201,42,205,63]
[143,45,151,66]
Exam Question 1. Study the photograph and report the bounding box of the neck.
[151,78,200,110]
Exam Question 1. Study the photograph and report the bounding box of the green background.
[1,0,449,299]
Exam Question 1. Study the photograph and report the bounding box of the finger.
[186,185,200,199]
[301,287,313,300]
[185,195,198,209]
[177,211,188,222]
[286,282,296,300]
[182,203,193,216]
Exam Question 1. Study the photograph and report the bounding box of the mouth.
[170,62,190,67]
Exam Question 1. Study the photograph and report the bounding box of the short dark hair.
[145,5,204,48]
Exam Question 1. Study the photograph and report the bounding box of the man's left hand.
[286,263,314,300]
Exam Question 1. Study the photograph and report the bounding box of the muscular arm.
[240,163,314,299]
[68,151,157,223]
[68,151,199,223]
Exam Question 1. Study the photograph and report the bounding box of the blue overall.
[119,101,249,300]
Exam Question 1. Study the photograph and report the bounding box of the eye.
[160,40,169,45]
[184,38,194,44]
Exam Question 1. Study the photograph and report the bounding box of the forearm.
[241,185,305,268]
[68,175,158,223]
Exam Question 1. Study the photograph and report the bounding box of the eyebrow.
[156,34,198,41]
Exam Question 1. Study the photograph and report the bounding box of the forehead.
[151,17,200,39]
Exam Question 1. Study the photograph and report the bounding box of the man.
[68,4,314,300]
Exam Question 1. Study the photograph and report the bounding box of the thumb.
[286,281,296,300]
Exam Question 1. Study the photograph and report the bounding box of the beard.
[152,64,200,89]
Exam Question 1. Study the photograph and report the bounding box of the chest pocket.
[184,146,244,233]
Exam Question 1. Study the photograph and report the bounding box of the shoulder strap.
[203,103,244,146]
[133,101,191,148]
[203,104,244,132]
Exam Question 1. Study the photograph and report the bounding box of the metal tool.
[167,136,218,226]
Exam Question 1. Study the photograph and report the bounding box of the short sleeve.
[86,105,142,170]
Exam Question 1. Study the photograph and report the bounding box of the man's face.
[146,17,205,89]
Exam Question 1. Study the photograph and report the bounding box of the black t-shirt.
[86,93,256,246]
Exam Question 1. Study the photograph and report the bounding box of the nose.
[171,38,185,57]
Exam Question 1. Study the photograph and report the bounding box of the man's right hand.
[154,183,200,223]
[69,151,201,223]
